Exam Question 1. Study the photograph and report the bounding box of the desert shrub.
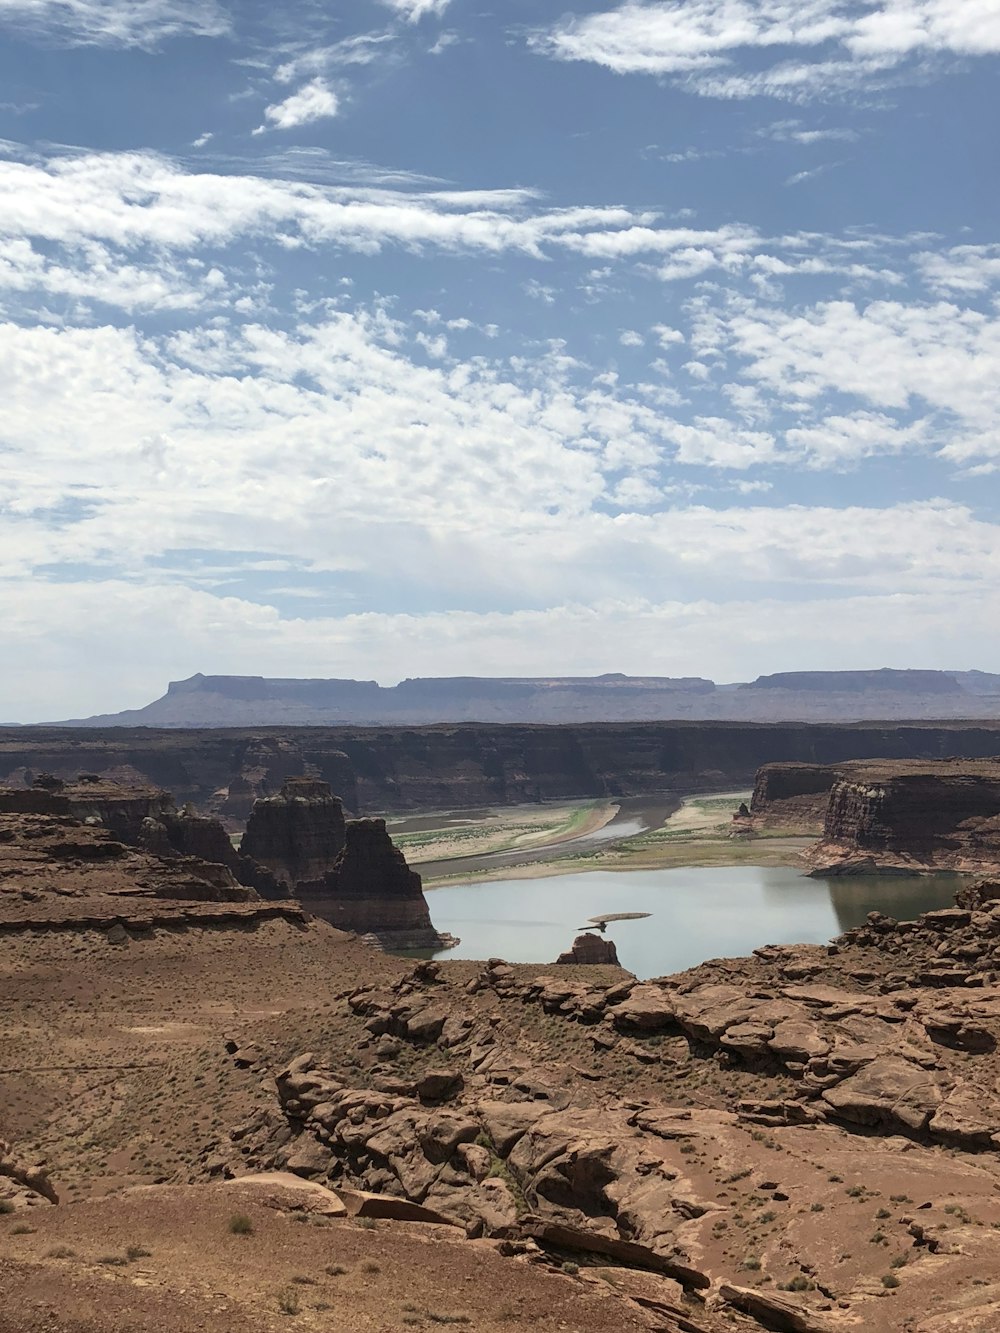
[228,1213,254,1235]
[276,1286,301,1315]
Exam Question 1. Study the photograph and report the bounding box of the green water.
[425,866,967,979]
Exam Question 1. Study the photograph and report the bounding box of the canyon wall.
[298,817,446,950]
[750,758,1000,874]
[818,760,1000,869]
[4,721,1000,816]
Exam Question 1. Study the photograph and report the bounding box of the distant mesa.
[55,667,1000,727]
[742,669,964,695]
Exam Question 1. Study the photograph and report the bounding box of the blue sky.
[1,0,999,719]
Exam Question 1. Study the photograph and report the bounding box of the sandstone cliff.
[240,777,347,887]
[6,721,1000,815]
[299,818,447,950]
[802,759,1000,874]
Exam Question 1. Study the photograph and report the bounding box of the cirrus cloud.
[531,0,1000,100]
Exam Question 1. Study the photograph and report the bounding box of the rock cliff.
[6,721,1000,815]
[805,759,1000,874]
[0,803,259,926]
[299,818,447,950]
[240,777,347,888]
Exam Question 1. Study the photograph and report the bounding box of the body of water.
[425,867,966,979]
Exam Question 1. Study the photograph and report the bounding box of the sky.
[1,0,999,719]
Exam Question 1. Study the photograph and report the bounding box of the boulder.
[821,1055,944,1133]
[719,1284,837,1333]
[554,933,621,966]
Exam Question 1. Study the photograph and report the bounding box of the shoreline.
[421,790,817,888]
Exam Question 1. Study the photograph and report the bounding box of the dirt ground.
[0,1184,656,1333]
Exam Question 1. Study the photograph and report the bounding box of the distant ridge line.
[50,668,1000,728]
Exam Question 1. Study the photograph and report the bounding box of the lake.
[424,866,966,979]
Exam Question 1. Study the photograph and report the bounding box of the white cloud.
[0,0,229,48]
[762,119,859,142]
[722,299,1000,458]
[272,34,395,85]
[784,411,930,466]
[532,1,1000,99]
[254,78,339,134]
[662,416,776,468]
[619,329,645,346]
[0,145,924,299]
[381,0,451,21]
[916,244,1000,294]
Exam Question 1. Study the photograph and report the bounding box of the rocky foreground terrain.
[5,773,1000,1330]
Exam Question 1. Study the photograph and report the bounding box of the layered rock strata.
[300,817,447,950]
[807,759,1000,874]
[749,762,841,827]
[7,721,1000,814]
[0,803,260,930]
[240,777,347,887]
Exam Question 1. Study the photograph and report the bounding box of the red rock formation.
[0,782,173,841]
[554,933,621,966]
[749,762,842,830]
[240,778,346,888]
[0,805,258,926]
[805,759,1000,874]
[300,818,446,949]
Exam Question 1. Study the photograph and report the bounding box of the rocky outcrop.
[220,920,1000,1333]
[555,933,621,966]
[805,759,1000,874]
[138,806,286,900]
[749,763,840,827]
[0,1138,58,1204]
[0,800,262,929]
[301,818,447,950]
[240,778,347,888]
[0,780,174,843]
